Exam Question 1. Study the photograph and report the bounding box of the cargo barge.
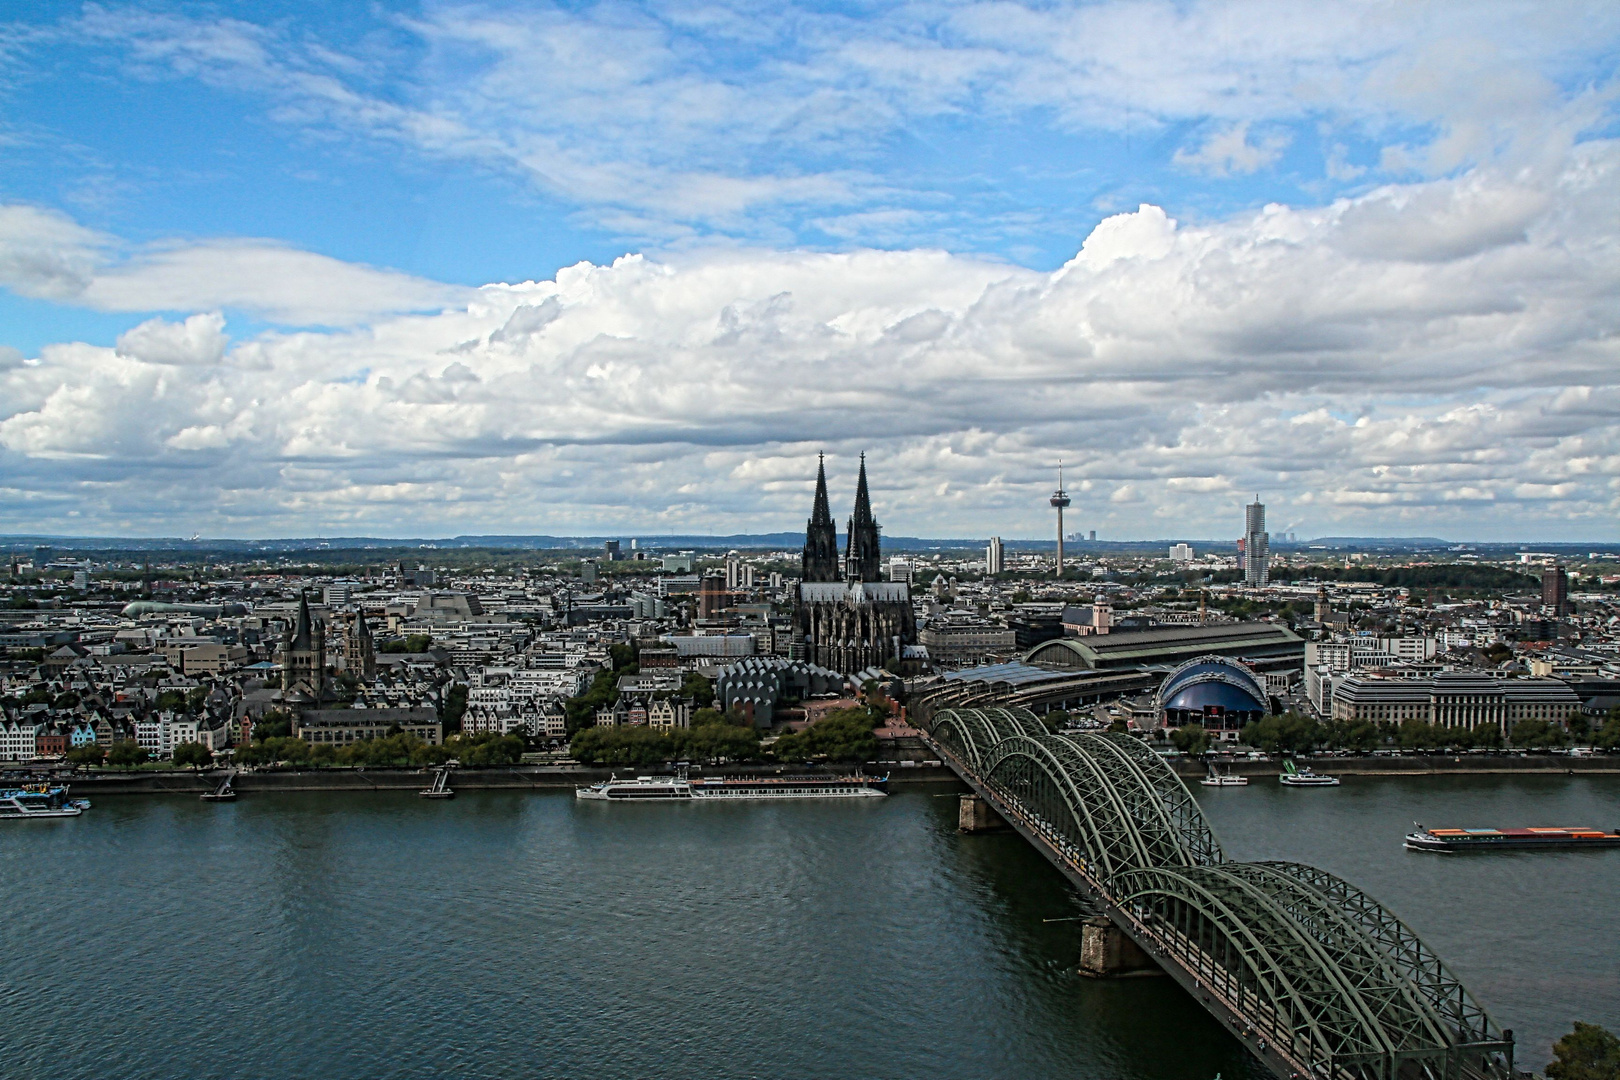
[1405,824,1620,852]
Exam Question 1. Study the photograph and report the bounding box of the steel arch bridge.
[923,706,1515,1080]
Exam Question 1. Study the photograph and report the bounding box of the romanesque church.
[792,454,916,673]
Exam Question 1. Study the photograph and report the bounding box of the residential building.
[1,719,42,761]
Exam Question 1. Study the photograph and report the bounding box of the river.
[1,774,1615,1079]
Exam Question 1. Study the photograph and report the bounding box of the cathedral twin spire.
[801,453,882,584]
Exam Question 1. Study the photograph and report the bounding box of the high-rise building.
[986,536,1005,576]
[887,556,913,584]
[1243,497,1269,586]
[1168,543,1193,562]
[1542,566,1569,617]
[1088,530,1096,542]
[603,540,621,562]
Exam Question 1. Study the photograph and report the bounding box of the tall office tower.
[1050,464,1071,578]
[986,536,1005,576]
[1542,565,1569,617]
[1243,497,1269,586]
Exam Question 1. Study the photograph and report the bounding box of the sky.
[1,1,1618,543]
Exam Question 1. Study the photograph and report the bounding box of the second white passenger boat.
[576,768,887,801]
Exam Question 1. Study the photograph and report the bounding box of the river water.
[1,775,1615,1080]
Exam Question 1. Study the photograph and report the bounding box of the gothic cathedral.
[792,454,916,673]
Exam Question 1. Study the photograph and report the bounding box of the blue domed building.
[1155,655,1271,737]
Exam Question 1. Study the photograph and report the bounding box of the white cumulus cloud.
[1,143,1618,540]
[115,312,229,366]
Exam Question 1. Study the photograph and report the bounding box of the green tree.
[445,731,524,766]
[172,741,213,768]
[678,672,713,704]
[253,709,293,741]
[564,669,619,734]
[1396,719,1440,751]
[771,708,878,763]
[66,743,106,767]
[1168,724,1209,756]
[1594,711,1620,752]
[1548,1022,1620,1080]
[1240,713,1322,755]
[1511,718,1570,750]
[107,740,149,768]
[1567,712,1593,742]
[568,726,675,766]
[440,683,469,733]
[154,689,188,712]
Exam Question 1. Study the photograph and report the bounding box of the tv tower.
[1050,462,1071,578]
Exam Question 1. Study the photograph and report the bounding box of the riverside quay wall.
[52,762,960,796]
[1168,753,1620,779]
[29,751,1620,796]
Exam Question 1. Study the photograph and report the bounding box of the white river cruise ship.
[576,769,887,801]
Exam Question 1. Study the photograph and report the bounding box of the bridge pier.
[958,794,1007,832]
[1078,916,1161,978]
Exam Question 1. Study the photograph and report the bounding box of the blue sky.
[2,2,1619,540]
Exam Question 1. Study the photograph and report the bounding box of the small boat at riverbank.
[1405,824,1620,853]
[577,768,887,801]
[1279,760,1340,787]
[2,784,91,819]
[1201,765,1248,787]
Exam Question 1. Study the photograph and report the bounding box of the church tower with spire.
[282,590,326,701]
[844,453,883,583]
[801,453,841,583]
[794,453,915,674]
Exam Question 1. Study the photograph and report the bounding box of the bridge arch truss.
[922,707,1514,1080]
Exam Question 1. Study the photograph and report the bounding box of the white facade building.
[0,719,42,761]
[985,537,1004,576]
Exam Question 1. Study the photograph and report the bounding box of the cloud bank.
[2,140,1617,540]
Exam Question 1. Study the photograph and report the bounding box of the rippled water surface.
[1,774,1616,1079]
